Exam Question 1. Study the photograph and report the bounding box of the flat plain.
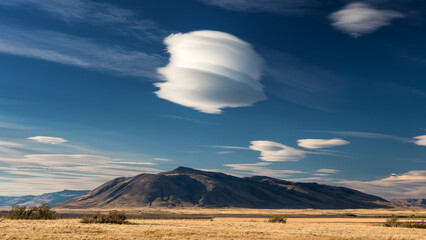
[1,208,425,240]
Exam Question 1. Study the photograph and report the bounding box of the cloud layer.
[329,2,404,37]
[297,138,349,149]
[155,30,266,114]
[249,140,307,162]
[27,136,68,144]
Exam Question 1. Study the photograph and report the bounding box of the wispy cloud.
[210,145,251,150]
[27,136,68,144]
[164,115,214,125]
[329,2,404,37]
[325,130,426,147]
[264,51,347,112]
[315,168,339,174]
[0,26,164,78]
[153,158,171,162]
[297,138,349,149]
[155,30,266,114]
[0,135,163,195]
[327,131,411,142]
[0,0,165,41]
[0,153,162,195]
[196,0,319,15]
[225,162,305,178]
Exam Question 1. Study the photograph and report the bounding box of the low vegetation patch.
[383,215,426,229]
[81,210,128,224]
[268,216,287,223]
[3,203,58,220]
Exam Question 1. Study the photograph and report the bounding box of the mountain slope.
[0,190,89,208]
[56,167,390,209]
[390,199,426,207]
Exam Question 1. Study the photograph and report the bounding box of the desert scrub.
[81,210,128,224]
[383,215,426,229]
[383,215,399,227]
[4,203,58,220]
[268,216,287,223]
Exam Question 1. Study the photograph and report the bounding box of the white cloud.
[0,26,164,78]
[155,30,266,114]
[315,168,339,174]
[197,0,318,15]
[27,136,68,144]
[297,138,349,149]
[329,2,404,37]
[413,135,426,146]
[249,140,307,162]
[153,158,171,161]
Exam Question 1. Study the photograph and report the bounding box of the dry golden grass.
[0,208,425,240]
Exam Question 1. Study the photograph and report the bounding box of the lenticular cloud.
[155,30,266,114]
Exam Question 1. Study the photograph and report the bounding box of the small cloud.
[27,136,68,144]
[155,30,266,114]
[315,169,340,174]
[297,138,349,149]
[153,158,171,161]
[413,135,426,146]
[249,140,307,162]
[329,2,404,37]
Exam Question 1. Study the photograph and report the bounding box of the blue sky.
[0,0,425,199]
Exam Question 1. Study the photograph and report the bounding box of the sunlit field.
[1,208,425,240]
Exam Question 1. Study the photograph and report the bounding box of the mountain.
[56,167,390,209]
[0,190,89,208]
[390,199,426,208]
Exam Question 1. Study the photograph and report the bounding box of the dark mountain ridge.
[56,167,390,209]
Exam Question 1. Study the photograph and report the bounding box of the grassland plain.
[0,208,425,240]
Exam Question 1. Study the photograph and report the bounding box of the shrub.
[383,215,426,229]
[80,210,128,224]
[268,216,287,223]
[400,220,426,229]
[4,203,58,220]
[383,215,399,227]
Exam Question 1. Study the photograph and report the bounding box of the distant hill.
[0,190,89,208]
[390,199,426,207]
[56,167,390,209]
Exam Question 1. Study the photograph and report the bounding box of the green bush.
[81,210,128,224]
[4,203,58,220]
[268,216,287,223]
